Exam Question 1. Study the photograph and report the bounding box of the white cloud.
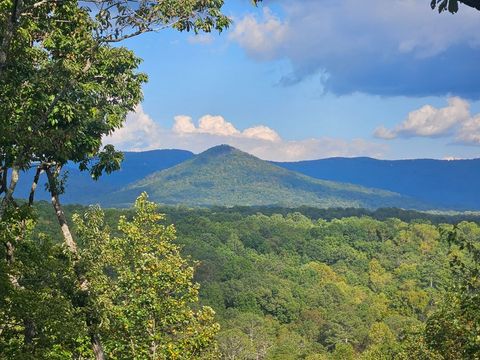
[373,126,396,140]
[242,125,281,142]
[247,137,386,161]
[374,97,470,139]
[229,7,288,61]
[104,107,387,161]
[229,1,480,97]
[172,115,196,133]
[443,156,464,161]
[456,115,480,145]
[374,97,480,146]
[197,115,240,136]
[104,105,163,151]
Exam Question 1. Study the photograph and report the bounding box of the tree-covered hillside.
[104,145,426,209]
[29,201,480,359]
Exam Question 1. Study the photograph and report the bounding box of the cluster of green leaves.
[0,0,146,177]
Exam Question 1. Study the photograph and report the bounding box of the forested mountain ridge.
[276,157,480,210]
[13,146,480,210]
[102,145,427,209]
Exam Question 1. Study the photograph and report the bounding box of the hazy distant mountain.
[275,157,480,210]
[15,149,194,204]
[102,145,425,209]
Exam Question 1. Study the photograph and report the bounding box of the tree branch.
[100,18,185,43]
[460,0,480,10]
[0,166,19,219]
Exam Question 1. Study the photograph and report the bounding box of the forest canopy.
[2,202,475,359]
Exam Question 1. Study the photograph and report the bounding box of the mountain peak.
[199,144,244,157]
[106,144,424,209]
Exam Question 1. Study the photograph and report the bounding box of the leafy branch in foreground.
[0,193,219,358]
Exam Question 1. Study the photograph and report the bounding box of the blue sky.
[106,0,480,161]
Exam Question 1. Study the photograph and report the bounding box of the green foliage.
[0,208,90,359]
[10,200,480,358]
[424,222,480,359]
[75,193,220,359]
[68,204,459,358]
[1,195,220,358]
[432,0,459,13]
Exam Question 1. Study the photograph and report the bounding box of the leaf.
[439,0,448,12]
[448,0,459,13]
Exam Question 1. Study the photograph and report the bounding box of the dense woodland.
[2,200,476,359]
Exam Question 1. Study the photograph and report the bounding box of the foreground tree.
[0,0,262,357]
[74,193,220,359]
[0,0,242,357]
[0,194,219,358]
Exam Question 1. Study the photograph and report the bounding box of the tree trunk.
[44,164,105,360]
[0,166,7,195]
[0,166,19,218]
[28,166,42,206]
[2,166,19,276]
[23,318,36,346]
[45,166,78,256]
[0,0,23,75]
[90,332,106,360]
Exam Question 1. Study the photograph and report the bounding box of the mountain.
[275,157,480,210]
[103,145,426,209]
[16,147,480,210]
[15,149,194,204]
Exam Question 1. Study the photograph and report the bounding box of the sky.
[105,0,480,161]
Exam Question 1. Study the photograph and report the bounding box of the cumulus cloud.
[374,97,480,146]
[456,115,480,145]
[374,97,470,139]
[104,105,163,151]
[242,125,281,142]
[172,115,196,133]
[230,1,480,97]
[197,115,240,136]
[104,107,387,161]
[229,7,287,61]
